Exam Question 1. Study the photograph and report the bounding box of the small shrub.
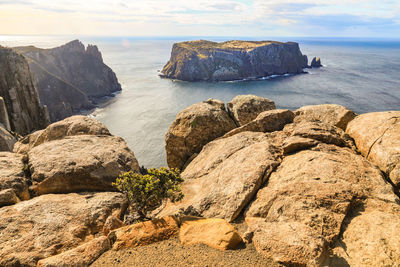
[113,167,184,220]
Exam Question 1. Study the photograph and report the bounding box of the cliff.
[14,40,121,122]
[161,40,309,81]
[0,46,49,135]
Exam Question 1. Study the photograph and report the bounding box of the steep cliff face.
[14,40,121,122]
[161,40,309,82]
[0,47,49,135]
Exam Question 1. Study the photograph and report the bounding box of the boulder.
[0,152,29,201]
[37,236,111,267]
[346,111,400,187]
[14,115,111,154]
[294,104,356,130]
[0,192,128,267]
[108,216,179,251]
[227,95,276,126]
[0,126,16,151]
[0,188,20,207]
[165,99,236,170]
[159,131,281,222]
[224,109,294,137]
[103,215,125,236]
[310,57,322,67]
[28,135,139,195]
[327,199,400,266]
[245,144,397,266]
[179,218,243,250]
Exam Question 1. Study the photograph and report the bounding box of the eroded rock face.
[294,104,356,130]
[245,144,396,266]
[108,216,179,251]
[0,152,29,201]
[0,126,16,151]
[160,132,281,222]
[310,57,322,67]
[37,236,111,267]
[14,115,110,154]
[28,135,139,195]
[346,111,400,187]
[0,192,128,267]
[0,188,20,207]
[224,109,294,137]
[179,217,243,250]
[161,40,309,82]
[0,46,48,134]
[165,99,236,170]
[327,199,400,266]
[14,40,121,122]
[227,95,276,126]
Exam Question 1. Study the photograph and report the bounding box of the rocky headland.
[13,40,121,122]
[0,95,399,266]
[160,40,320,82]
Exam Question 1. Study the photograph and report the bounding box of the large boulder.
[327,198,400,266]
[227,95,276,126]
[0,192,128,267]
[310,57,322,67]
[294,104,356,130]
[27,135,139,195]
[160,131,281,222]
[179,218,243,250]
[346,111,400,187]
[108,216,179,251]
[165,99,236,170]
[245,144,397,266]
[37,236,111,267]
[0,126,16,152]
[0,152,29,202]
[224,109,294,137]
[14,115,111,154]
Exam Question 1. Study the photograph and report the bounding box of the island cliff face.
[0,47,49,135]
[14,40,121,122]
[161,40,309,82]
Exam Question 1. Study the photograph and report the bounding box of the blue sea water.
[1,36,400,167]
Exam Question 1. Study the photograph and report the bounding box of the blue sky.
[0,0,399,37]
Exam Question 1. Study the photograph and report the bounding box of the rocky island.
[160,40,317,82]
[14,40,121,122]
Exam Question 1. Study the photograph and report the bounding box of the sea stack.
[310,57,322,67]
[160,40,309,82]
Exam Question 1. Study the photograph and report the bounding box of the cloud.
[0,0,399,36]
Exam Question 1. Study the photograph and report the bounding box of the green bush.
[113,167,184,220]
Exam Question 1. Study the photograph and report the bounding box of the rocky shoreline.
[0,94,399,266]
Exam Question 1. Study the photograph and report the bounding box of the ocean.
[1,36,400,167]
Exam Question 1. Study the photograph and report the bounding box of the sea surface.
[1,36,400,167]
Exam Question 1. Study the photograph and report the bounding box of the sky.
[0,0,399,37]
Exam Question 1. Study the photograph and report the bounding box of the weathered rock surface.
[103,215,125,236]
[14,40,121,122]
[14,115,110,154]
[165,99,236,170]
[0,188,20,207]
[326,198,400,266]
[160,132,281,222]
[37,236,111,267]
[179,218,243,250]
[0,46,48,134]
[0,152,29,201]
[161,40,309,81]
[0,125,16,151]
[224,109,294,137]
[311,57,322,67]
[245,144,397,266]
[0,192,128,267]
[346,111,400,187]
[28,135,139,195]
[0,96,11,130]
[108,216,179,251]
[227,95,276,126]
[294,104,356,130]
